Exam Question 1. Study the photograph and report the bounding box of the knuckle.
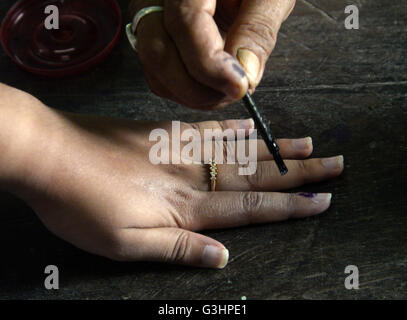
[246,163,265,189]
[167,231,191,263]
[296,160,309,183]
[241,192,264,217]
[164,5,190,34]
[282,194,297,218]
[165,187,196,228]
[166,164,185,176]
[239,15,277,55]
[297,159,308,171]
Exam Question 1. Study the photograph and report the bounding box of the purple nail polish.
[299,192,316,198]
[298,193,332,204]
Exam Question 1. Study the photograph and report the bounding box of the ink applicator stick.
[242,93,288,175]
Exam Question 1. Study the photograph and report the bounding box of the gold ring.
[209,159,217,192]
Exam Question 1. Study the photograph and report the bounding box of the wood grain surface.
[0,0,406,299]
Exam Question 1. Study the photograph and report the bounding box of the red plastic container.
[1,0,122,77]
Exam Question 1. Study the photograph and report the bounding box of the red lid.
[1,0,122,77]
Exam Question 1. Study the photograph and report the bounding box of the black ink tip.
[242,93,288,176]
[273,153,289,175]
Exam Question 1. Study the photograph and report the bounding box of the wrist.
[0,84,49,196]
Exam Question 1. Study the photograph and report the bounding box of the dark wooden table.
[0,0,406,299]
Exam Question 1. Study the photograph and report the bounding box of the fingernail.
[299,192,332,204]
[292,137,312,150]
[202,245,229,269]
[322,155,344,169]
[237,118,255,130]
[237,48,261,88]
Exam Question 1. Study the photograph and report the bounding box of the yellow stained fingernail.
[237,48,261,88]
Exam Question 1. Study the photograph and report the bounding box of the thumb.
[224,0,296,89]
[118,228,229,269]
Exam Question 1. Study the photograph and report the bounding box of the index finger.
[164,0,249,100]
[189,191,332,230]
[225,0,296,89]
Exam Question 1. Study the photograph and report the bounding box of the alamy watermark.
[344,265,359,289]
[44,5,59,30]
[345,5,359,30]
[149,121,258,175]
[44,265,59,290]
[43,3,360,32]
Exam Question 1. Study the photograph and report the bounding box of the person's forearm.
[0,83,46,195]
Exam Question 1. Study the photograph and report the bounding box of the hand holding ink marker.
[242,93,288,176]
